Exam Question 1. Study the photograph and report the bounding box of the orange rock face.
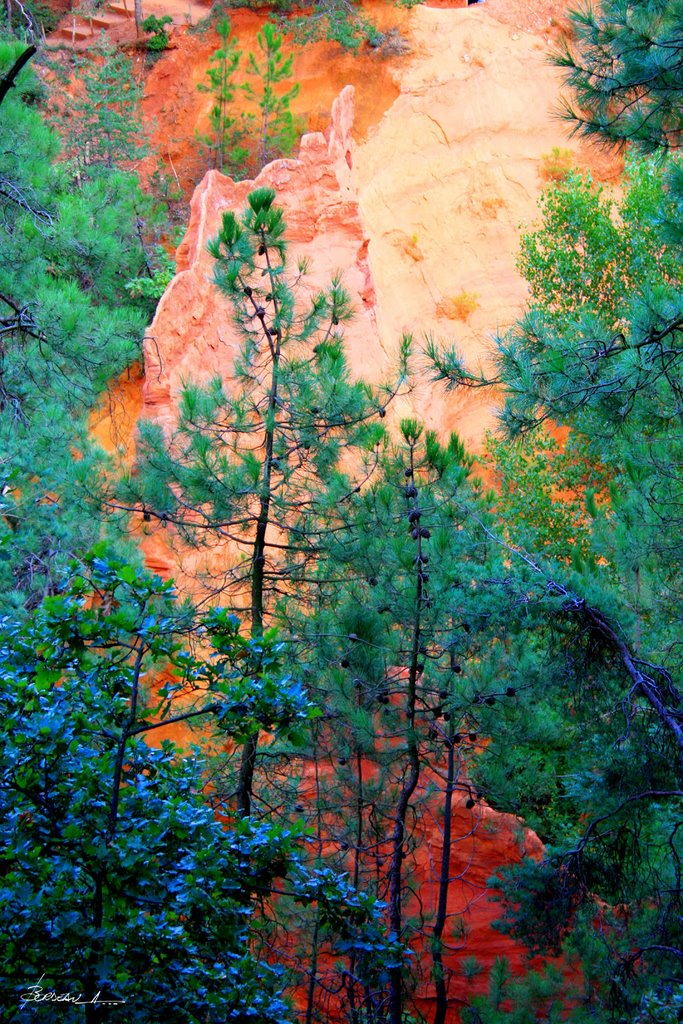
[401,795,547,1019]
[143,84,383,423]
[354,0,620,450]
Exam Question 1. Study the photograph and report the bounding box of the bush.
[539,146,574,182]
[142,13,173,51]
[437,290,480,322]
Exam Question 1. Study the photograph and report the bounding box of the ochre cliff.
[353,0,619,448]
[138,0,620,455]
[143,86,382,426]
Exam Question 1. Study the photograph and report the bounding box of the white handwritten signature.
[20,976,125,1009]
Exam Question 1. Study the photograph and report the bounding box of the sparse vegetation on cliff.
[197,18,301,176]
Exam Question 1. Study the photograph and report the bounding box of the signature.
[20,976,125,1009]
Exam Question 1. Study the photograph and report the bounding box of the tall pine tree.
[125,186,408,816]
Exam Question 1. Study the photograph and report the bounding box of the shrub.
[540,146,574,182]
[142,13,173,51]
[437,290,480,322]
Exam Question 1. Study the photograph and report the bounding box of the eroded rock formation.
[139,84,386,582]
[355,1,619,448]
[143,85,383,428]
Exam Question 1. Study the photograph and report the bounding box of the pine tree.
[556,0,683,152]
[125,186,408,816]
[196,17,251,175]
[244,22,301,170]
[59,34,147,177]
[288,421,533,1023]
[0,39,153,612]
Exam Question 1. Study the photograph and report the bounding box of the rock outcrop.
[138,85,389,583]
[142,85,384,432]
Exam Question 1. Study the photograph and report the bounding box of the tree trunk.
[432,697,456,1024]
[235,233,281,817]
[388,449,424,1024]
[0,44,36,109]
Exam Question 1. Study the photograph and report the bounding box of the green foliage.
[492,858,580,957]
[517,158,679,330]
[128,185,399,597]
[57,35,148,176]
[3,0,683,1014]
[126,187,406,831]
[287,0,377,51]
[461,956,483,980]
[197,19,305,175]
[199,0,376,51]
[142,13,173,51]
[556,0,683,151]
[0,556,332,1022]
[485,427,603,566]
[494,156,683,651]
[463,956,567,1024]
[120,187,419,1013]
[637,985,683,1024]
[125,245,175,300]
[455,149,683,1024]
[426,12,683,1011]
[0,41,156,612]
[287,426,560,1017]
[197,17,251,174]
[7,0,61,35]
[539,145,574,181]
[244,21,301,170]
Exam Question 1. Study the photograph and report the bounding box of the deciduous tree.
[0,556,314,1023]
[0,554,398,1023]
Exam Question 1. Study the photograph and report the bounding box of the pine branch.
[473,516,683,766]
[0,45,36,110]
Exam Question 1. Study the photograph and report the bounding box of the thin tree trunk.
[432,676,456,1024]
[305,730,324,1024]
[345,726,366,1024]
[388,447,425,1024]
[0,44,35,109]
[236,232,281,817]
